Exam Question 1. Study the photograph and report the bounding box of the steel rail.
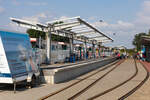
[68,60,125,100]
[39,59,121,100]
[118,60,149,100]
[87,59,139,100]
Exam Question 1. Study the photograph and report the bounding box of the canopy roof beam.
[53,22,81,31]
[77,18,113,42]
[76,31,95,36]
[10,16,113,45]
[88,36,104,39]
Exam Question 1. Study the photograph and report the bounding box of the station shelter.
[10,16,113,64]
[29,32,71,64]
[141,36,150,62]
[74,43,94,60]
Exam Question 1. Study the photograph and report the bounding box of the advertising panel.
[0,36,11,77]
[0,30,38,80]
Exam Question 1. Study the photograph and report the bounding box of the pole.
[98,43,101,58]
[13,76,16,93]
[92,41,95,59]
[69,34,74,62]
[39,36,41,49]
[84,40,87,59]
[46,26,52,64]
[69,35,73,55]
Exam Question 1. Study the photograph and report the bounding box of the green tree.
[27,29,46,40]
[126,49,135,56]
[132,32,147,51]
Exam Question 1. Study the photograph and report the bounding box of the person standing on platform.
[117,52,121,59]
[86,51,89,59]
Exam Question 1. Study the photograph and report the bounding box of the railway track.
[86,59,138,100]
[68,60,124,100]
[39,59,123,100]
[118,60,149,100]
[39,59,148,100]
[86,59,149,100]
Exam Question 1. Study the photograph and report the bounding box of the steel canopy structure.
[11,16,113,44]
[10,16,113,64]
[47,16,113,44]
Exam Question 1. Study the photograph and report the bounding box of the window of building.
[62,45,67,50]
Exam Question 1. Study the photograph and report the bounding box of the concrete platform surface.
[41,57,116,84]
[40,58,103,69]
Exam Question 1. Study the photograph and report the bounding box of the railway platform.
[0,59,149,100]
[40,58,103,69]
[40,57,116,84]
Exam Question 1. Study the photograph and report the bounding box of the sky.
[0,0,150,48]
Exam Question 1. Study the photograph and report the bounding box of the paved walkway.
[127,61,150,100]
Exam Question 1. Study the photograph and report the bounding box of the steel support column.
[92,42,95,58]
[98,43,102,57]
[46,27,52,64]
[69,34,74,56]
[84,40,87,59]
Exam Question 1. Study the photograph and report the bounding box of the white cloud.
[93,21,109,27]
[21,13,66,24]
[110,21,134,31]
[39,13,47,18]
[26,2,47,6]
[11,1,47,6]
[0,6,4,13]
[9,23,27,32]
[93,20,134,33]
[12,0,20,5]
[58,16,70,19]
[57,16,71,21]
[141,1,150,13]
[91,0,150,48]
[22,13,47,24]
[9,12,63,32]
[88,16,99,21]
[116,21,134,28]
[49,16,75,23]
[9,13,48,32]
[89,19,136,48]
[134,1,150,26]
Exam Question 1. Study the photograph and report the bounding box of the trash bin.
[69,56,72,62]
[73,54,75,63]
[69,53,75,63]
